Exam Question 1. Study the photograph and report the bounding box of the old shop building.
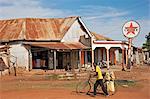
[0,17,92,71]
[0,16,142,74]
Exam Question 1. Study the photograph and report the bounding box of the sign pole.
[122,20,140,71]
[127,38,132,70]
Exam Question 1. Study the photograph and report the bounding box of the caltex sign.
[123,20,140,38]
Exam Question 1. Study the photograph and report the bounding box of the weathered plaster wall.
[10,44,29,69]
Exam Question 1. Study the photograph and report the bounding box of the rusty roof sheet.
[25,42,90,50]
[0,17,78,41]
[91,32,113,41]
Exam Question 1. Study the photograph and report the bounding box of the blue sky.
[0,0,149,47]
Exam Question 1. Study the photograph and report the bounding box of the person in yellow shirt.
[93,63,109,97]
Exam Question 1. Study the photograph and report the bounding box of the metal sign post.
[122,20,140,70]
[127,38,132,69]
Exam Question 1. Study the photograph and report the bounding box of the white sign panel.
[123,20,140,38]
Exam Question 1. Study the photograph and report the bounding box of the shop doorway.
[32,51,48,69]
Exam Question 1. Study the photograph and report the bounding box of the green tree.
[143,32,150,51]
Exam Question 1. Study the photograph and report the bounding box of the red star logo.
[125,22,137,35]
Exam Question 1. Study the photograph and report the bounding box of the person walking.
[93,63,109,97]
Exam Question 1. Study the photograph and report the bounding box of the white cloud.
[78,5,129,20]
[0,1,149,47]
[85,11,129,20]
[0,0,71,19]
[0,1,129,20]
[0,0,18,4]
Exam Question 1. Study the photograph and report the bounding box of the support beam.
[28,49,32,71]
[122,48,125,71]
[79,50,82,71]
[81,51,85,65]
[54,50,56,72]
[114,50,116,65]
[101,48,103,60]
[6,44,10,75]
[125,49,128,67]
[91,50,94,69]
[71,51,77,79]
[106,48,110,69]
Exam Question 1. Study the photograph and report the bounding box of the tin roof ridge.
[0,16,80,21]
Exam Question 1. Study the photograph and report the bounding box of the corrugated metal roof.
[0,17,78,41]
[25,42,90,50]
[91,32,113,41]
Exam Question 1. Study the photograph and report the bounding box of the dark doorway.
[32,50,48,69]
[57,52,63,69]
[87,51,92,63]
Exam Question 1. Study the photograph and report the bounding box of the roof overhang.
[24,42,91,50]
[93,40,128,45]
[92,40,129,50]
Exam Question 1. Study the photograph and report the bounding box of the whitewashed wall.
[62,20,89,42]
[10,44,29,70]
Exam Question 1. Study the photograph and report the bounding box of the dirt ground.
[0,65,150,99]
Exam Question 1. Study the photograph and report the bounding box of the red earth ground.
[0,65,149,99]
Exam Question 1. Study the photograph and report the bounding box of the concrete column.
[80,51,84,65]
[91,49,94,69]
[79,50,82,71]
[98,49,100,62]
[54,50,56,72]
[28,49,32,71]
[85,51,87,64]
[106,48,110,69]
[6,44,10,75]
[122,48,125,70]
[101,48,103,60]
[125,49,128,67]
[114,50,117,65]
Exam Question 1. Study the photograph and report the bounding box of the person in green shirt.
[93,63,109,97]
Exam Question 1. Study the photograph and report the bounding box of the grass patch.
[45,74,60,80]
[115,79,136,87]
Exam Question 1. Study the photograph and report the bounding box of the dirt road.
[0,65,149,99]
